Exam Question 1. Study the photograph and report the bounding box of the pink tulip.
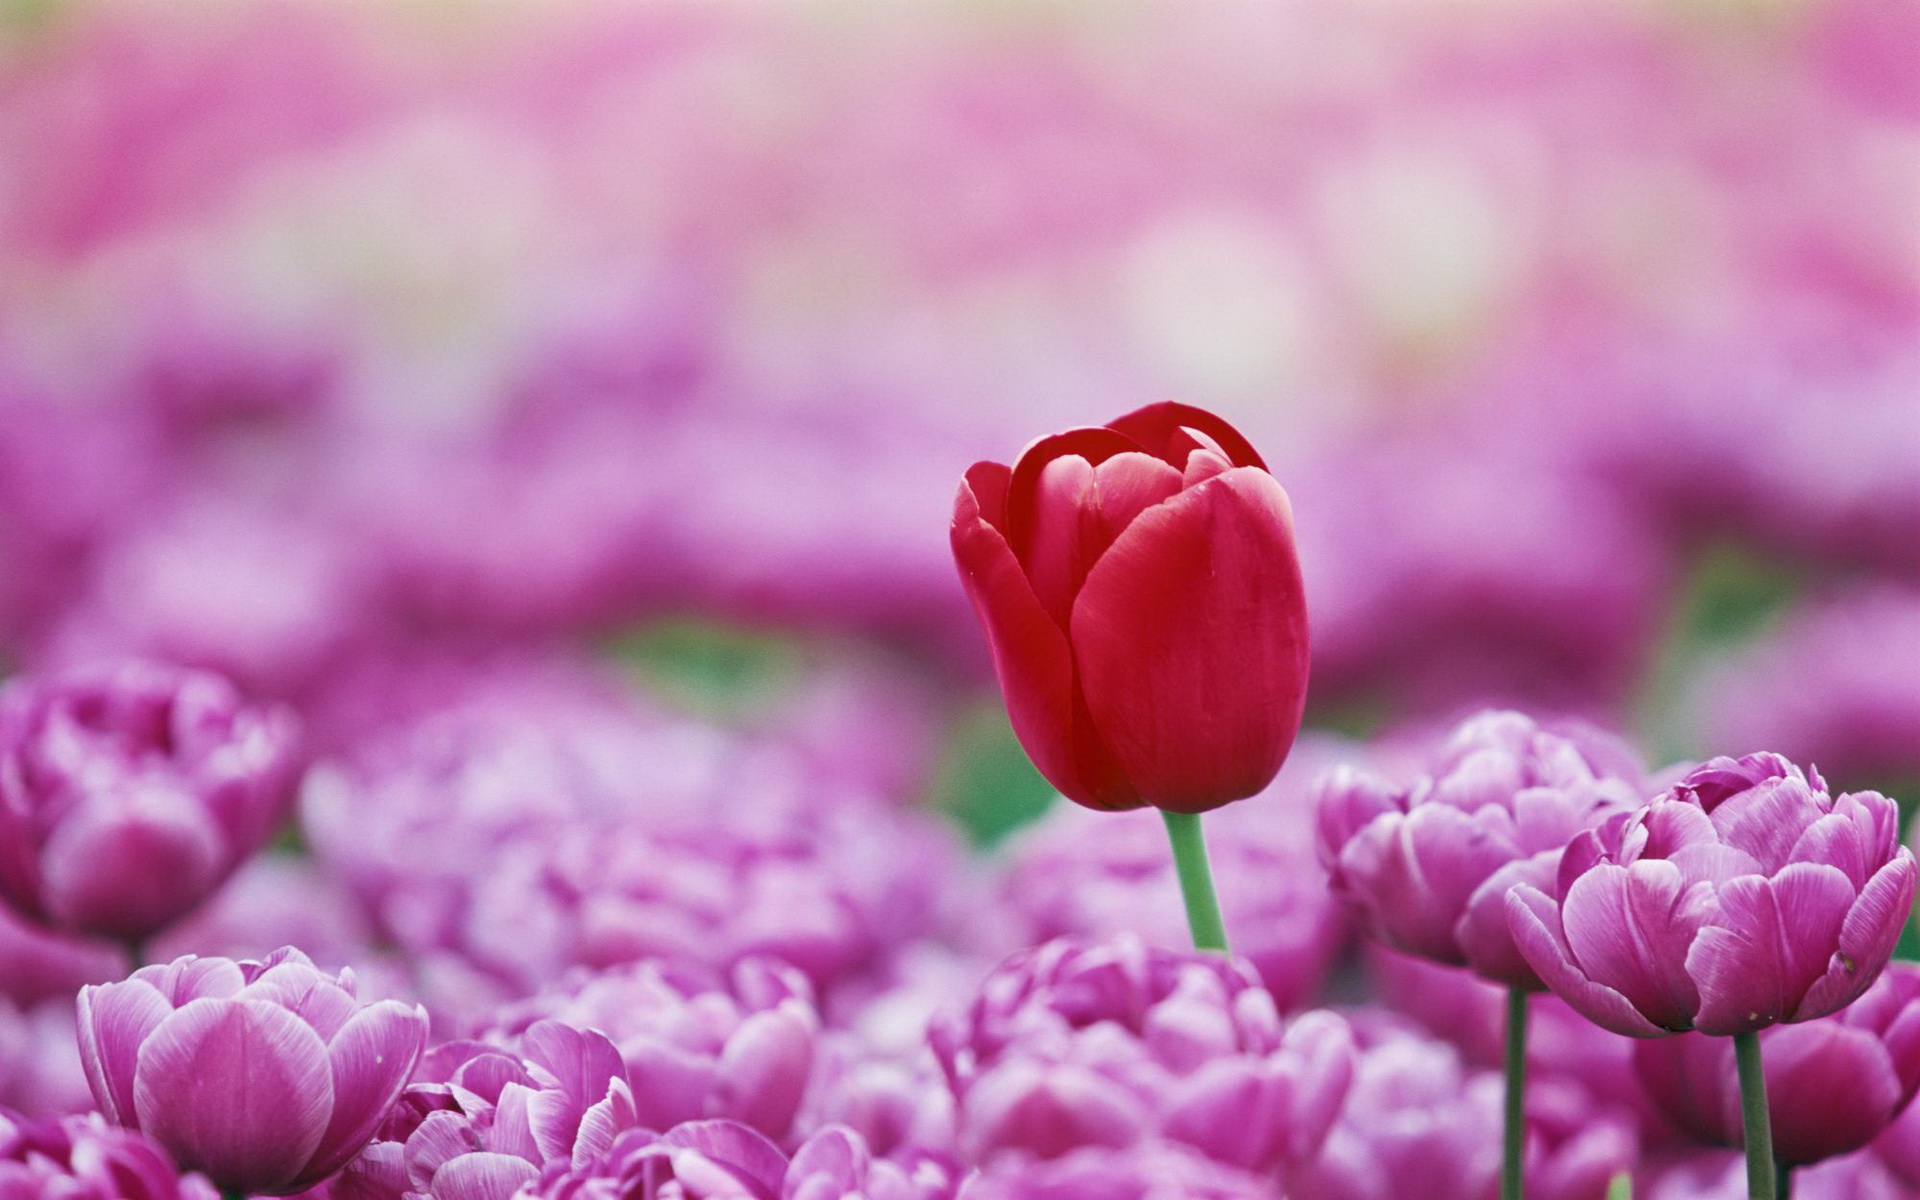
[0,661,301,942]
[1507,753,1917,1037]
[951,402,1308,813]
[76,948,427,1196]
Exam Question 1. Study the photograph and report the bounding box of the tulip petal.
[299,1000,429,1185]
[1561,861,1706,1032]
[427,1152,539,1200]
[1457,852,1558,989]
[1003,428,1148,567]
[716,1006,813,1136]
[1688,864,1855,1035]
[1706,779,1827,874]
[76,979,173,1126]
[1105,401,1268,472]
[952,470,1135,809]
[1505,885,1668,1038]
[659,1120,790,1193]
[241,963,358,1043]
[40,796,224,940]
[1798,852,1919,1021]
[134,998,333,1195]
[1070,468,1308,813]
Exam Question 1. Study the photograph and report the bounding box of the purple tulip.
[1002,735,1352,1010]
[960,1140,1283,1200]
[0,1109,217,1200]
[1316,711,1644,989]
[930,936,1353,1176]
[1632,962,1920,1166]
[76,947,428,1196]
[488,957,818,1142]
[1506,753,1918,1036]
[331,1020,634,1200]
[0,661,302,941]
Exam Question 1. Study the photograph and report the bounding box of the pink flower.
[1507,753,1918,1037]
[931,936,1352,1176]
[0,1109,217,1200]
[76,948,428,1196]
[0,661,302,941]
[1317,711,1643,989]
[1632,963,1920,1166]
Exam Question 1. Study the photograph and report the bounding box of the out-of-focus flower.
[930,935,1352,1176]
[1290,1026,1636,1200]
[76,947,428,1196]
[304,662,959,1006]
[334,1021,633,1200]
[0,661,302,941]
[1294,437,1668,718]
[488,957,818,1142]
[1693,587,1920,790]
[0,1109,217,1200]
[1001,736,1351,1009]
[0,904,125,1009]
[533,1120,959,1200]
[951,401,1308,813]
[1316,711,1644,989]
[1631,963,1920,1167]
[961,1140,1283,1200]
[1507,753,1917,1037]
[43,501,381,702]
[151,854,385,968]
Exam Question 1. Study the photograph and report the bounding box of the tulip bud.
[0,661,301,942]
[950,402,1308,813]
[76,948,428,1196]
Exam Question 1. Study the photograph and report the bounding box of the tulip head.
[1315,711,1643,989]
[951,402,1308,813]
[76,947,428,1196]
[1507,753,1918,1037]
[0,661,301,941]
[0,1110,217,1200]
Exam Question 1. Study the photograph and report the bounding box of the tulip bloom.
[76,947,428,1196]
[1315,710,1643,990]
[0,1110,217,1200]
[1507,753,1917,1038]
[0,661,301,942]
[951,402,1307,814]
[1632,963,1920,1167]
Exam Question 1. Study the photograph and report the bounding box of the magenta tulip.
[0,661,301,941]
[1507,753,1917,1037]
[76,948,428,1196]
[1315,710,1643,989]
[0,1109,217,1200]
[1632,963,1920,1166]
[950,402,1308,813]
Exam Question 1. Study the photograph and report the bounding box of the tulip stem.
[1503,987,1528,1200]
[1161,811,1229,953]
[1776,1165,1791,1200]
[1734,1031,1776,1200]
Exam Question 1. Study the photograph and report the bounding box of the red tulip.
[951,402,1309,813]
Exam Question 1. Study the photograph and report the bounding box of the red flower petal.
[1068,468,1307,812]
[1105,401,1268,473]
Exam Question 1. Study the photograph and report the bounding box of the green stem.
[1161,811,1229,953]
[1504,987,1529,1200]
[126,938,147,970]
[1606,1172,1632,1200]
[223,1191,248,1200]
[1734,1031,1776,1200]
[1776,1164,1791,1200]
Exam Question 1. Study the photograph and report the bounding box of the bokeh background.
[0,0,1915,1113]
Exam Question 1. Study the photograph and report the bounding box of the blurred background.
[0,0,1914,844]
